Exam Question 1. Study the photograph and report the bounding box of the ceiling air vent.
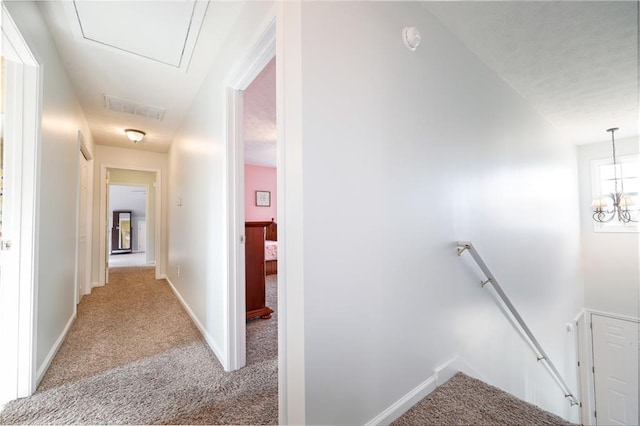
[103,94,166,121]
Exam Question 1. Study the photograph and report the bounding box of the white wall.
[4,1,96,375]
[167,1,275,367]
[578,137,640,318]
[293,2,584,424]
[91,145,167,285]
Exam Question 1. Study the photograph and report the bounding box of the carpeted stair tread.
[0,267,278,425]
[392,372,576,426]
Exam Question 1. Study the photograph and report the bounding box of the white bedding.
[265,240,278,261]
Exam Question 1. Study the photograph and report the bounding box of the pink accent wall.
[245,164,277,221]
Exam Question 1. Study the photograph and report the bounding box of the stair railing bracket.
[457,244,471,256]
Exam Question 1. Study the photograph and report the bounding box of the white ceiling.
[38,1,244,153]
[423,1,638,145]
[244,57,276,167]
[36,1,638,156]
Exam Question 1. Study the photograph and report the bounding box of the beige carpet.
[0,267,278,425]
[392,372,576,426]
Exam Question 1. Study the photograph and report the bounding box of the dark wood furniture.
[245,221,273,319]
[111,210,132,254]
[265,220,278,276]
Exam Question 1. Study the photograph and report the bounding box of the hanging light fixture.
[591,127,637,223]
[124,129,146,143]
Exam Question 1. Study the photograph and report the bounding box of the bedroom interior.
[243,58,277,346]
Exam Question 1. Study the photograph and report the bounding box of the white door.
[0,7,40,400]
[592,314,639,425]
[0,52,22,406]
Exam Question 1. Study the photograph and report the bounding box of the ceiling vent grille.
[103,94,166,121]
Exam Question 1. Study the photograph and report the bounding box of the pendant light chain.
[609,127,620,194]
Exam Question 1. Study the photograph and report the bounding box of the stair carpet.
[392,372,576,426]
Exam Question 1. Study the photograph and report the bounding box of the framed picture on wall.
[256,190,271,207]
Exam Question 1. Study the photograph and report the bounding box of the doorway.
[243,57,278,366]
[225,18,276,371]
[108,182,148,268]
[99,166,160,284]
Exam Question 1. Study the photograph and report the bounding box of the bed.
[265,220,278,275]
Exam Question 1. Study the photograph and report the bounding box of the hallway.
[0,268,278,424]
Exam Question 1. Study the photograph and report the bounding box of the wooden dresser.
[245,222,273,319]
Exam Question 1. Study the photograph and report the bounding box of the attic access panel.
[65,1,208,70]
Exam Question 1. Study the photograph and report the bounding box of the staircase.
[392,373,576,426]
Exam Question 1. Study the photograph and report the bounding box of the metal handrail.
[456,241,579,407]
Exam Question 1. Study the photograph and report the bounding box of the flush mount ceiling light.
[124,129,146,143]
[591,127,637,224]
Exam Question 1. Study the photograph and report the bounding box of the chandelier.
[591,127,637,223]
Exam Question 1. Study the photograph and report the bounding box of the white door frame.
[75,131,92,305]
[107,182,149,256]
[98,165,161,284]
[0,4,41,403]
[225,3,306,424]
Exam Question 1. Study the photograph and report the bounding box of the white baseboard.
[366,355,480,425]
[36,313,76,385]
[164,276,226,368]
[365,375,437,426]
[435,355,485,386]
[91,281,104,289]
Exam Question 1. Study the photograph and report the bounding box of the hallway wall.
[167,1,275,368]
[4,1,96,380]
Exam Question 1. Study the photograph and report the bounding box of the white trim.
[99,165,162,284]
[277,2,305,424]
[223,6,275,374]
[587,309,640,323]
[366,355,480,425]
[574,309,591,426]
[164,276,225,363]
[35,314,75,385]
[365,376,437,426]
[434,355,485,386]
